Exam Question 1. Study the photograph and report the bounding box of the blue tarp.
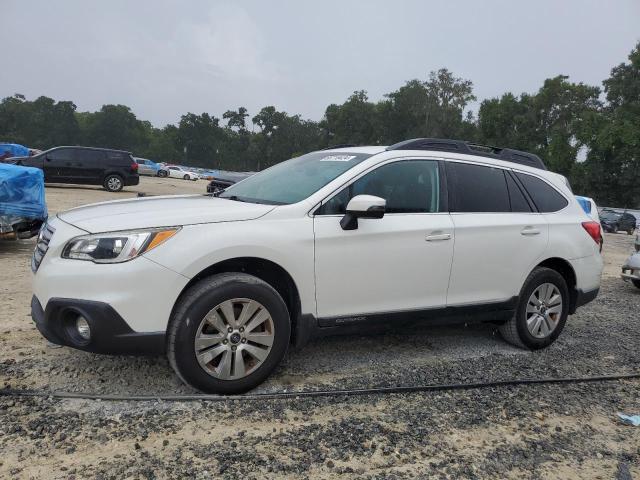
[0,143,30,159]
[0,163,47,218]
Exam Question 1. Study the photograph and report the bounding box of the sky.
[2,0,639,127]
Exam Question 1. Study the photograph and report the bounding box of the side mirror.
[340,195,386,231]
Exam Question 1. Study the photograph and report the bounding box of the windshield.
[219,151,373,205]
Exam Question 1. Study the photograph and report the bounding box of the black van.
[17,146,139,192]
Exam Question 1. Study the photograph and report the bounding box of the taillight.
[582,221,602,246]
[131,162,138,172]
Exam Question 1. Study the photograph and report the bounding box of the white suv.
[31,139,603,394]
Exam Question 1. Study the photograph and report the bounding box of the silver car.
[134,158,160,176]
[621,232,640,289]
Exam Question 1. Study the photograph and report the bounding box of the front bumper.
[32,215,190,348]
[621,253,640,283]
[31,296,165,354]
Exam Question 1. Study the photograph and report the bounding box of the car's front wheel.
[183,174,189,180]
[167,273,291,394]
[499,267,569,350]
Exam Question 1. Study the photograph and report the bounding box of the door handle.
[426,233,451,242]
[521,226,540,236]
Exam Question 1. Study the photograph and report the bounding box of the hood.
[58,194,275,233]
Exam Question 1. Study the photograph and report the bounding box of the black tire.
[627,229,635,236]
[158,170,168,178]
[103,174,123,192]
[612,225,619,233]
[632,279,640,289]
[167,273,291,394]
[499,267,569,350]
[183,174,189,180]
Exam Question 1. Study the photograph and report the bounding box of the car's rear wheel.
[158,170,168,178]
[167,273,290,394]
[627,228,635,235]
[183,174,189,180]
[632,279,640,289]
[103,174,123,192]
[499,267,569,350]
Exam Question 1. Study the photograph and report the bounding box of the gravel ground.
[1,177,639,478]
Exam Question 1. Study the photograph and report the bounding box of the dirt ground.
[1,177,639,479]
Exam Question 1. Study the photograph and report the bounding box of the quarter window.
[515,172,568,213]
[318,160,440,215]
[449,162,510,213]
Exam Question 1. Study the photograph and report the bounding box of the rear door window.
[448,162,510,213]
[515,173,568,213]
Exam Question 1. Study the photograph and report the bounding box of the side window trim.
[437,160,449,213]
[509,170,540,214]
[444,160,457,213]
[314,157,446,216]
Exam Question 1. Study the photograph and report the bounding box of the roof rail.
[386,138,546,170]
[322,144,356,150]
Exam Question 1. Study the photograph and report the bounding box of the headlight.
[62,227,180,263]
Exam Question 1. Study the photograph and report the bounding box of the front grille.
[32,222,55,273]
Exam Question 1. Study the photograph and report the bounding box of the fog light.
[76,316,91,340]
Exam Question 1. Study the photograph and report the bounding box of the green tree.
[0,94,80,149]
[478,76,600,178]
[223,107,249,132]
[580,43,640,207]
[424,68,476,138]
[321,91,379,145]
[83,104,148,153]
[176,112,225,168]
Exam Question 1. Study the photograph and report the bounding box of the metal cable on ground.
[1,372,639,402]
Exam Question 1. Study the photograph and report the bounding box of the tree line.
[1,43,639,207]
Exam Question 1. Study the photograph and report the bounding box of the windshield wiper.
[223,195,246,203]
[218,194,286,205]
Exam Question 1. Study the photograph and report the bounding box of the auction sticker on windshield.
[319,155,357,162]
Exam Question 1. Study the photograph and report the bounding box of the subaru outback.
[30,139,603,394]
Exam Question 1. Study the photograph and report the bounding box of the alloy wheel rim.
[108,177,121,190]
[194,298,275,380]
[526,283,563,339]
